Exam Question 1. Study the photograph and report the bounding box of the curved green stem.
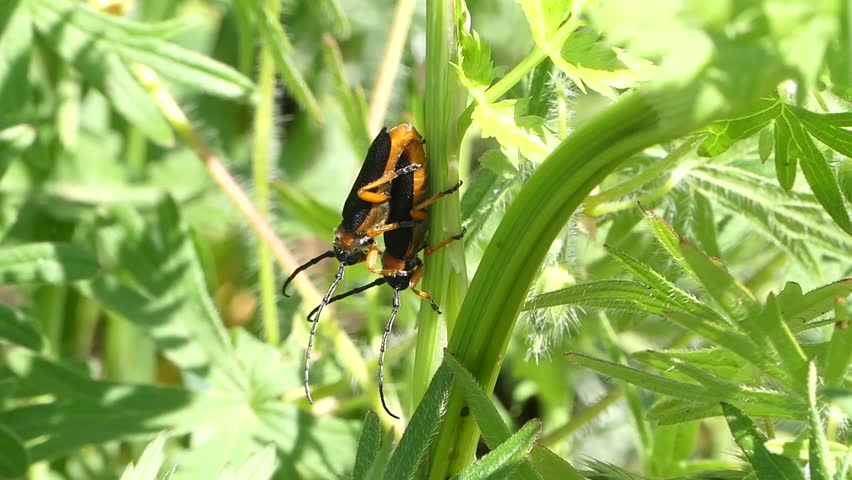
[427,88,710,478]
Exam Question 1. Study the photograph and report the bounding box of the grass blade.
[753,294,808,390]
[722,403,805,480]
[353,411,383,480]
[523,280,671,316]
[450,420,541,480]
[384,363,453,480]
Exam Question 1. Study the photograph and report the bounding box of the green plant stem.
[428,89,709,478]
[253,0,279,346]
[412,0,468,411]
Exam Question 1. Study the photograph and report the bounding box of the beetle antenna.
[282,251,335,297]
[304,262,346,404]
[379,289,402,419]
[306,278,387,322]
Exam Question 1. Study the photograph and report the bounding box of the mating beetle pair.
[281,124,462,419]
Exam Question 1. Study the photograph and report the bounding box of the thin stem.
[368,0,417,134]
[413,0,468,411]
[252,0,280,345]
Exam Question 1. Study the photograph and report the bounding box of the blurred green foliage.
[0,0,850,479]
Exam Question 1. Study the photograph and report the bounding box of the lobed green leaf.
[0,242,99,284]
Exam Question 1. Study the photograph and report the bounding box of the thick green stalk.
[413,0,468,409]
[253,0,279,345]
[428,90,704,478]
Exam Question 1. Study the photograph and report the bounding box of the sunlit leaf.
[0,243,99,284]
[0,0,31,114]
[722,403,806,480]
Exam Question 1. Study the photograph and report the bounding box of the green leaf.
[753,294,808,389]
[777,280,852,325]
[0,423,28,478]
[687,164,852,268]
[444,353,582,480]
[722,402,806,480]
[75,197,237,379]
[32,0,254,100]
[824,297,851,386]
[353,412,383,480]
[235,0,322,122]
[773,112,799,190]
[0,124,36,180]
[759,126,774,163]
[454,1,495,93]
[0,304,43,351]
[527,446,584,480]
[795,107,852,158]
[451,420,541,480]
[784,110,852,234]
[567,353,804,420]
[384,363,453,480]
[517,0,570,47]
[807,363,831,480]
[764,0,840,93]
[640,206,700,281]
[444,353,511,449]
[650,422,699,477]
[120,435,167,480]
[1,349,228,462]
[219,446,278,480]
[0,242,99,284]
[840,157,852,204]
[523,280,671,316]
[662,310,790,389]
[471,99,557,166]
[605,244,719,320]
[555,27,649,99]
[678,240,757,320]
[28,0,174,145]
[0,0,31,114]
[698,99,781,157]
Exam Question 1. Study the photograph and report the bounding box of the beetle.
[304,139,464,418]
[280,124,425,300]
